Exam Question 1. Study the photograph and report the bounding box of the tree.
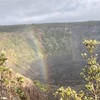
[0,51,27,100]
[54,39,100,100]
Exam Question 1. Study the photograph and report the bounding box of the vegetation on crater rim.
[54,39,100,100]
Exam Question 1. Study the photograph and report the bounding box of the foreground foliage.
[0,51,27,100]
[33,80,48,92]
[54,39,100,100]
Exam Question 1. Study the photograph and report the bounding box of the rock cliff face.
[0,73,47,100]
[0,21,100,86]
[21,78,47,100]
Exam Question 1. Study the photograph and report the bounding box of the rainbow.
[29,33,48,81]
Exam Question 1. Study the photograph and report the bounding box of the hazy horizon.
[0,20,100,26]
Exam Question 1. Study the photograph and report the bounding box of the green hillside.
[0,21,100,85]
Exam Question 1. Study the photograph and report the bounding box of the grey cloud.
[0,0,100,25]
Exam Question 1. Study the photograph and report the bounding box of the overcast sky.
[0,0,100,25]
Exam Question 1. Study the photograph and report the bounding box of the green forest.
[0,22,100,100]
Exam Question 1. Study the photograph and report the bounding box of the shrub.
[54,39,100,100]
[0,51,27,100]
